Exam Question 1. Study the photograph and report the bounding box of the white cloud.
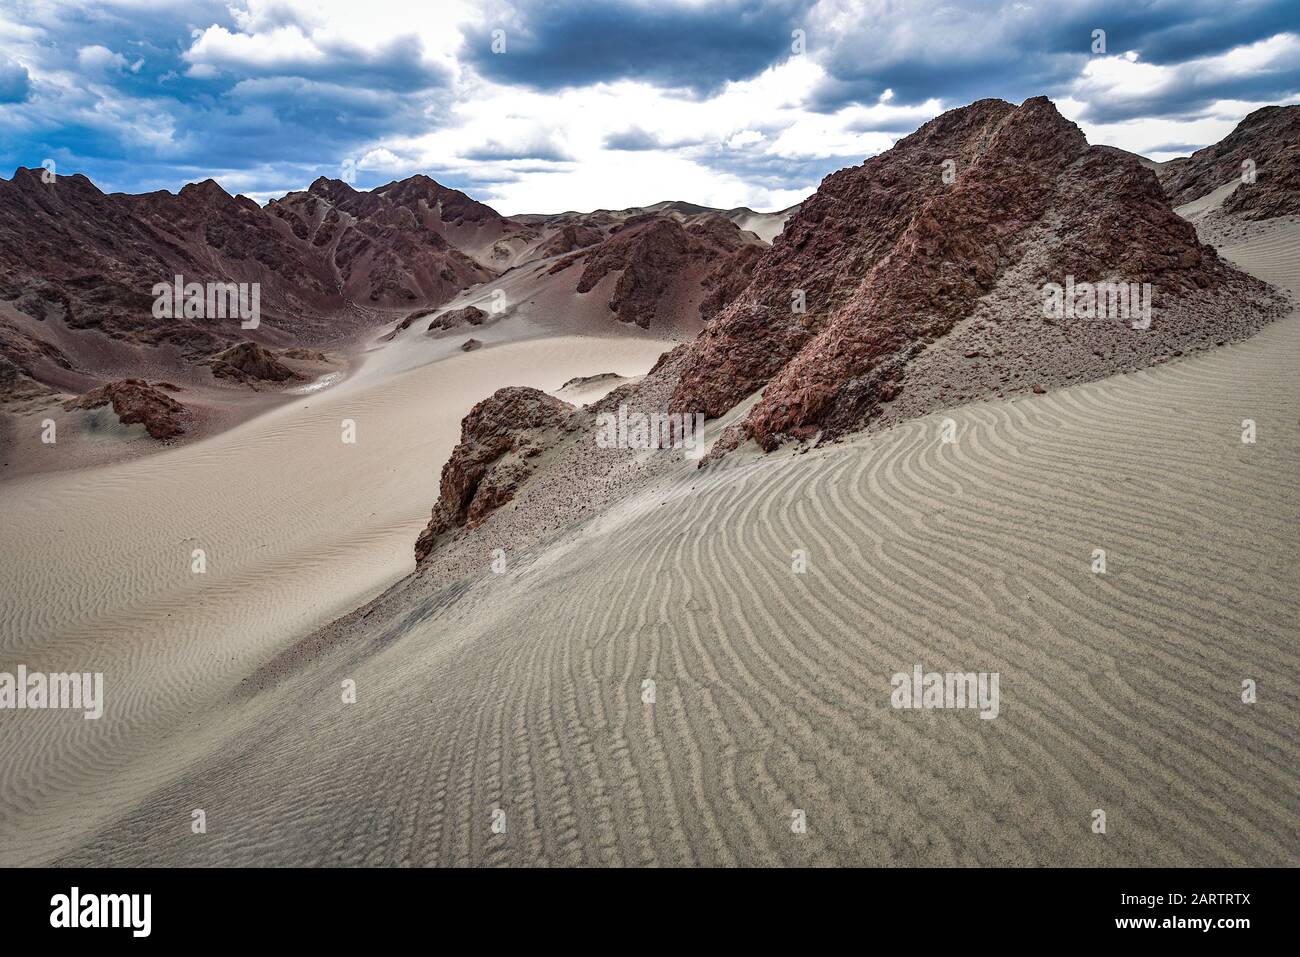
[1068,33,1300,107]
[6,0,1298,215]
[1071,94,1300,161]
[358,147,405,171]
[727,130,765,148]
[77,45,129,72]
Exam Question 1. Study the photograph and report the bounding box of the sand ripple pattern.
[26,228,1300,866]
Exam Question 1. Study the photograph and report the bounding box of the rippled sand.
[3,222,1298,867]
[0,330,672,865]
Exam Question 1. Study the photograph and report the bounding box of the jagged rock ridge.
[1158,105,1300,217]
[669,97,1279,453]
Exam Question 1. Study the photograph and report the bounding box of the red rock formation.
[0,170,334,357]
[1222,141,1300,219]
[673,98,1024,419]
[547,212,762,328]
[559,372,622,389]
[414,387,576,562]
[207,341,302,383]
[268,174,512,299]
[1158,105,1300,210]
[536,222,604,258]
[671,97,1262,452]
[0,170,517,398]
[63,379,189,440]
[428,305,489,331]
[700,241,764,321]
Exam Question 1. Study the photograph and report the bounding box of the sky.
[0,0,1297,214]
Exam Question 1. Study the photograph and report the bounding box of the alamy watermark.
[152,275,260,329]
[0,665,103,719]
[1042,276,1152,330]
[50,887,150,937]
[890,664,1000,719]
[596,403,707,458]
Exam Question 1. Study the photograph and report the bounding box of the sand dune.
[11,217,1292,866]
[0,328,673,865]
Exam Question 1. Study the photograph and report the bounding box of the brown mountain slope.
[266,175,507,298]
[0,171,521,406]
[668,97,1285,453]
[395,210,769,341]
[0,169,336,357]
[1158,104,1300,215]
[548,212,763,329]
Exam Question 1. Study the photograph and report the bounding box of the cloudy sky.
[0,0,1297,213]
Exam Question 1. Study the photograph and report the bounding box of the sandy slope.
[6,215,1288,867]
[0,327,672,865]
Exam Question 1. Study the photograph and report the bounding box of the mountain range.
[1,98,1295,470]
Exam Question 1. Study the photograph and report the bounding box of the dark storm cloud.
[604,127,662,151]
[808,0,1300,118]
[187,31,450,93]
[461,0,813,95]
[2,0,1296,202]
[0,1,450,194]
[0,56,29,102]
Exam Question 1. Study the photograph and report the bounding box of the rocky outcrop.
[0,317,73,405]
[670,96,1273,453]
[549,213,763,328]
[673,98,1030,421]
[1158,106,1300,210]
[559,372,622,390]
[414,387,576,562]
[1222,141,1300,220]
[460,338,482,352]
[700,241,764,321]
[207,341,302,383]
[537,222,604,258]
[428,305,489,331]
[389,303,490,338]
[63,379,189,440]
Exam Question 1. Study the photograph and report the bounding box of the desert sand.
[0,325,673,864]
[1,211,1297,867]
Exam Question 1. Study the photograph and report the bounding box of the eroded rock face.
[0,317,73,405]
[700,242,765,321]
[671,97,1252,452]
[208,341,302,383]
[428,305,489,331]
[63,379,189,440]
[536,222,604,258]
[268,175,503,304]
[0,170,512,396]
[1222,142,1300,220]
[414,387,576,562]
[559,372,622,390]
[549,213,762,328]
[672,99,1024,420]
[1158,105,1300,210]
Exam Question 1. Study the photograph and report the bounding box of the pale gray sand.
[10,216,1293,867]
[0,331,674,865]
